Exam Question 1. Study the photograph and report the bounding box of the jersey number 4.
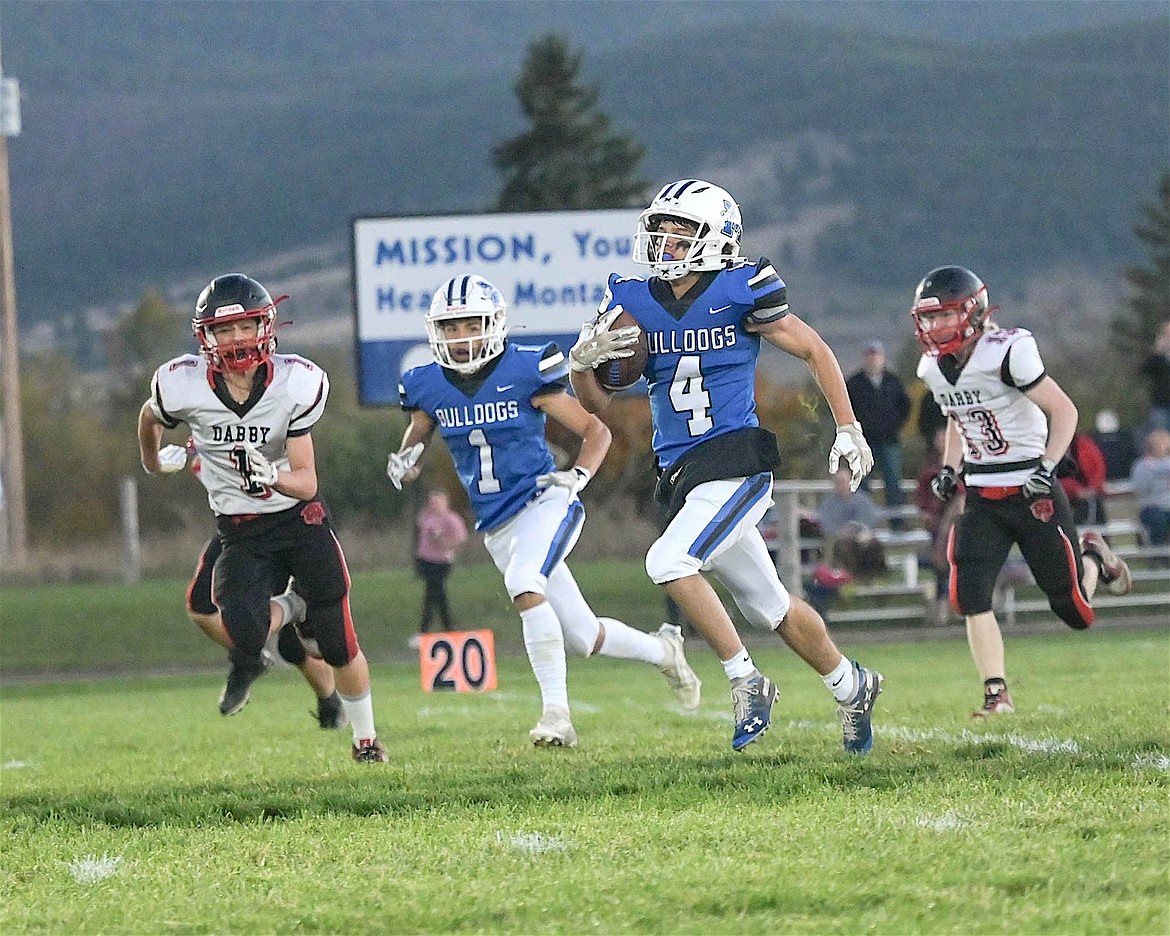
[669,355,713,436]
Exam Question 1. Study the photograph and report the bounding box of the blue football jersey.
[400,342,565,531]
[601,258,788,470]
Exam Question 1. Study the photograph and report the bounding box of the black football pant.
[214,499,359,668]
[948,484,1094,629]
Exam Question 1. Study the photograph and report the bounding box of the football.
[596,310,648,391]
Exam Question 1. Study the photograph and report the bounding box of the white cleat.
[529,706,578,748]
[655,623,702,711]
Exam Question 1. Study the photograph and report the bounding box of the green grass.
[1,628,1167,934]
[0,560,670,676]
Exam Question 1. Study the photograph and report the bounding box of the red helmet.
[193,274,286,372]
[911,266,992,356]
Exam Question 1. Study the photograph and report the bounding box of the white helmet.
[426,274,508,374]
[632,179,743,280]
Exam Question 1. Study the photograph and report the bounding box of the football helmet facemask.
[633,179,743,280]
[911,265,993,356]
[426,275,508,374]
[193,273,286,373]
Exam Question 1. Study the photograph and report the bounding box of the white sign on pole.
[352,209,640,405]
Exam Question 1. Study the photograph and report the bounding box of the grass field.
[1,607,1167,933]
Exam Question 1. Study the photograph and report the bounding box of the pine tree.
[493,34,645,211]
[1112,172,1170,355]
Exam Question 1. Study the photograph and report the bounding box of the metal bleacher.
[764,478,1170,628]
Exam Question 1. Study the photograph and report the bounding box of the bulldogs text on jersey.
[400,342,566,531]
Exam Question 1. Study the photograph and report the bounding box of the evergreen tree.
[1112,171,1170,355]
[493,34,646,211]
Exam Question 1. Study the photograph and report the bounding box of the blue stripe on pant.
[540,499,586,577]
[688,473,771,563]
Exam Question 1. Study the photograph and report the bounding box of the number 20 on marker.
[418,630,497,693]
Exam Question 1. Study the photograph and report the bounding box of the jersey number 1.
[467,428,502,494]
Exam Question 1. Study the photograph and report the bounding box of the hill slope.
[2,1,1167,365]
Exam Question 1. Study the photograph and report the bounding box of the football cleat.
[313,691,348,730]
[218,654,268,716]
[529,706,578,748]
[654,623,702,711]
[838,661,883,754]
[352,737,388,763]
[730,671,777,751]
[971,680,1015,718]
[1081,530,1132,596]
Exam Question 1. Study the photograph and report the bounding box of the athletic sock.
[597,616,667,666]
[823,656,856,703]
[721,648,756,681]
[520,602,569,710]
[339,689,377,743]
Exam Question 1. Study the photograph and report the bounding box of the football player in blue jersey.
[570,179,884,754]
[389,274,702,748]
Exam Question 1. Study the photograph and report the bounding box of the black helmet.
[192,273,285,372]
[910,265,990,356]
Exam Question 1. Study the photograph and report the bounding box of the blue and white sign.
[352,209,640,405]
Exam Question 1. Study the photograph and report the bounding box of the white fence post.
[119,475,141,583]
[771,482,804,598]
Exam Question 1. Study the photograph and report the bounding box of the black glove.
[1022,458,1057,499]
[931,466,959,502]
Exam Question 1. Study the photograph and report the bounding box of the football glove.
[387,442,424,491]
[1022,458,1057,499]
[241,443,280,488]
[569,306,640,373]
[155,444,188,475]
[931,465,960,502]
[827,422,874,492]
[535,465,592,499]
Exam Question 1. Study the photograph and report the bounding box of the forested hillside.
[3,1,1167,364]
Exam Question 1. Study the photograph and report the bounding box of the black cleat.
[218,655,268,716]
[313,691,348,730]
[352,738,388,763]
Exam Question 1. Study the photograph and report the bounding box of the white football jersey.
[149,354,329,516]
[917,328,1049,487]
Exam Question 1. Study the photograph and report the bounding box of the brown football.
[596,310,649,391]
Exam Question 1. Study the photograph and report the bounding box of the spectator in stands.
[1060,432,1109,526]
[818,467,886,580]
[1130,428,1170,547]
[410,488,469,650]
[846,340,912,525]
[1139,320,1170,438]
[1091,408,1137,482]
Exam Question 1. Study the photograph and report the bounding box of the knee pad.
[561,614,601,657]
[645,536,702,585]
[1048,592,1094,631]
[300,599,356,668]
[276,621,309,665]
[502,564,548,601]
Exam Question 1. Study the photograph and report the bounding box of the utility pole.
[0,32,27,565]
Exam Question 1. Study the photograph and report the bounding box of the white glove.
[828,422,874,492]
[155,444,188,474]
[569,306,640,373]
[387,442,424,491]
[241,442,280,488]
[535,465,592,499]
